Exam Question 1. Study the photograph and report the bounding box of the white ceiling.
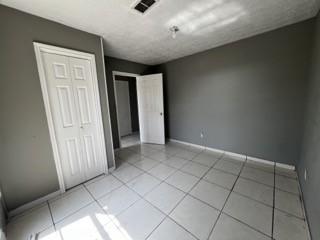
[1,0,320,65]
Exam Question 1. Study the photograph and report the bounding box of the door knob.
[80,126,84,129]
[160,112,163,116]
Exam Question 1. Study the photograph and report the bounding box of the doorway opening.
[113,71,165,155]
[113,71,140,148]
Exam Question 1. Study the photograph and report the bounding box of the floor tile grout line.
[46,201,56,231]
[231,190,273,208]
[116,144,296,182]
[201,177,236,191]
[148,151,227,240]
[85,178,125,203]
[116,145,204,197]
[231,182,303,219]
[120,143,223,169]
[143,199,198,240]
[274,187,302,196]
[210,165,242,176]
[144,149,215,240]
[237,165,299,191]
[110,154,187,207]
[92,188,141,226]
[40,186,96,227]
[48,184,85,205]
[243,162,299,182]
[100,157,204,240]
[273,207,305,220]
[35,185,271,239]
[146,160,227,239]
[191,151,228,166]
[20,154,292,238]
[245,163,276,174]
[274,186,300,195]
[239,174,300,195]
[178,165,214,180]
[29,145,297,235]
[143,158,232,239]
[114,156,182,198]
[165,217,200,240]
[39,180,269,240]
[139,148,221,240]
[82,173,109,187]
[206,155,247,240]
[9,183,93,233]
[276,172,298,180]
[46,158,299,240]
[31,202,56,238]
[50,197,96,225]
[82,183,146,239]
[52,183,114,225]
[94,166,303,224]
[115,146,206,197]
[152,158,189,171]
[14,144,300,239]
[112,165,146,183]
[295,178,312,240]
[7,201,53,224]
[222,212,275,239]
[238,175,274,188]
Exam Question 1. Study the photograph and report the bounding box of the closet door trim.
[34,42,108,193]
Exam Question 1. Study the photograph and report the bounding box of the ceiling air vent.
[133,0,158,14]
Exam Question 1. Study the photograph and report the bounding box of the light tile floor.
[120,133,140,148]
[6,142,310,240]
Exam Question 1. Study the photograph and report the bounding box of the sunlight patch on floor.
[38,212,133,240]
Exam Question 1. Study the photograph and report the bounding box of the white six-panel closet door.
[69,57,105,181]
[42,52,104,189]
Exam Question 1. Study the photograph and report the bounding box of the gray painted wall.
[1,5,319,238]
[155,19,314,165]
[298,12,320,240]
[105,56,150,148]
[115,75,139,133]
[0,5,114,210]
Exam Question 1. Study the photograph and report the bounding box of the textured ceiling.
[1,0,320,65]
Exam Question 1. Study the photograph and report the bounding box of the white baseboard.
[276,162,295,170]
[169,138,244,160]
[247,156,275,166]
[8,190,61,219]
[296,179,312,240]
[223,152,246,161]
[168,139,206,150]
[168,138,295,170]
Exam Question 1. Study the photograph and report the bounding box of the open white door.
[137,74,165,144]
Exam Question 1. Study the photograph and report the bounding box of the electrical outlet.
[304,169,307,181]
[200,132,204,139]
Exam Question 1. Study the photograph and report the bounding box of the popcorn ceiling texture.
[1,0,319,64]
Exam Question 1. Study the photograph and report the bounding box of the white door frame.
[34,42,108,193]
[112,71,140,149]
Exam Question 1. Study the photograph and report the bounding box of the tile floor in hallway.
[120,133,140,148]
[6,142,310,240]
